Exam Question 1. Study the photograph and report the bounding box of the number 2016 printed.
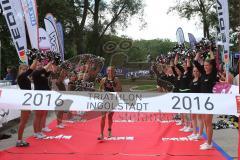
[172,96,214,111]
[22,93,64,106]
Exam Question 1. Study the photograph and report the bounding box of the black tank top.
[104,77,115,92]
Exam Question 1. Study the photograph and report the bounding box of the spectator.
[5,67,17,85]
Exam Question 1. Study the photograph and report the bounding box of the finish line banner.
[0,89,239,115]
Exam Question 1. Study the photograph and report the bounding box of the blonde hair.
[18,64,28,75]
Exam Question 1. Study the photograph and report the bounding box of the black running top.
[17,69,33,90]
[104,77,116,92]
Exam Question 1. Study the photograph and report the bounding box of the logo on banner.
[26,0,37,26]
[217,0,226,41]
[1,0,27,63]
[39,36,46,42]
[49,32,58,51]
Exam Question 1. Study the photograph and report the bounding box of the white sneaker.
[187,133,196,139]
[33,133,38,138]
[183,127,193,132]
[56,124,65,129]
[192,134,202,140]
[42,127,52,132]
[36,132,46,139]
[200,142,208,147]
[179,126,187,131]
[200,143,213,150]
[176,121,182,126]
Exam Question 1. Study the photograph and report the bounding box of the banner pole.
[238,33,240,159]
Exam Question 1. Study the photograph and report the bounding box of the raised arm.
[193,52,205,74]
[174,53,179,66]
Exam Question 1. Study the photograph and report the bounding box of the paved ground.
[0,81,239,159]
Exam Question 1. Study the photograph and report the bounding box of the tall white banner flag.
[176,27,185,45]
[0,0,28,64]
[44,13,60,53]
[56,22,64,61]
[20,0,39,49]
[39,27,50,51]
[217,0,230,79]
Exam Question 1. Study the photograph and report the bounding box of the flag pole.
[238,32,240,159]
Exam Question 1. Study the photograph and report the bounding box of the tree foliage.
[168,0,240,38]
[0,0,145,77]
[168,0,216,38]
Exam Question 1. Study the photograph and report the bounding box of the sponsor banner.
[0,0,28,64]
[0,109,20,127]
[0,89,238,115]
[39,27,50,50]
[188,33,197,49]
[0,85,20,128]
[44,13,60,53]
[176,27,185,45]
[56,22,64,61]
[20,0,39,49]
[217,0,230,79]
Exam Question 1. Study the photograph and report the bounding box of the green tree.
[87,0,145,56]
[168,0,216,38]
[37,0,89,55]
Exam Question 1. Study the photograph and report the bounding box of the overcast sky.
[117,0,204,42]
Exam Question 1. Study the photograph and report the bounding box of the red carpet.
[0,113,229,160]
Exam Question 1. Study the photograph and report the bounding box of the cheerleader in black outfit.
[16,60,37,147]
[194,51,218,150]
[174,54,193,132]
[187,66,204,140]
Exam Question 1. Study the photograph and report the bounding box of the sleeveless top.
[104,77,116,92]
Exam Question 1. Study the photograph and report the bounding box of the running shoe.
[200,143,213,150]
[33,133,38,138]
[16,140,29,147]
[56,124,65,129]
[176,121,182,126]
[42,127,52,132]
[187,133,196,139]
[35,132,47,139]
[189,134,201,140]
[200,142,208,147]
[192,134,202,140]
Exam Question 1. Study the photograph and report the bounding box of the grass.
[94,78,156,90]
[132,84,156,91]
